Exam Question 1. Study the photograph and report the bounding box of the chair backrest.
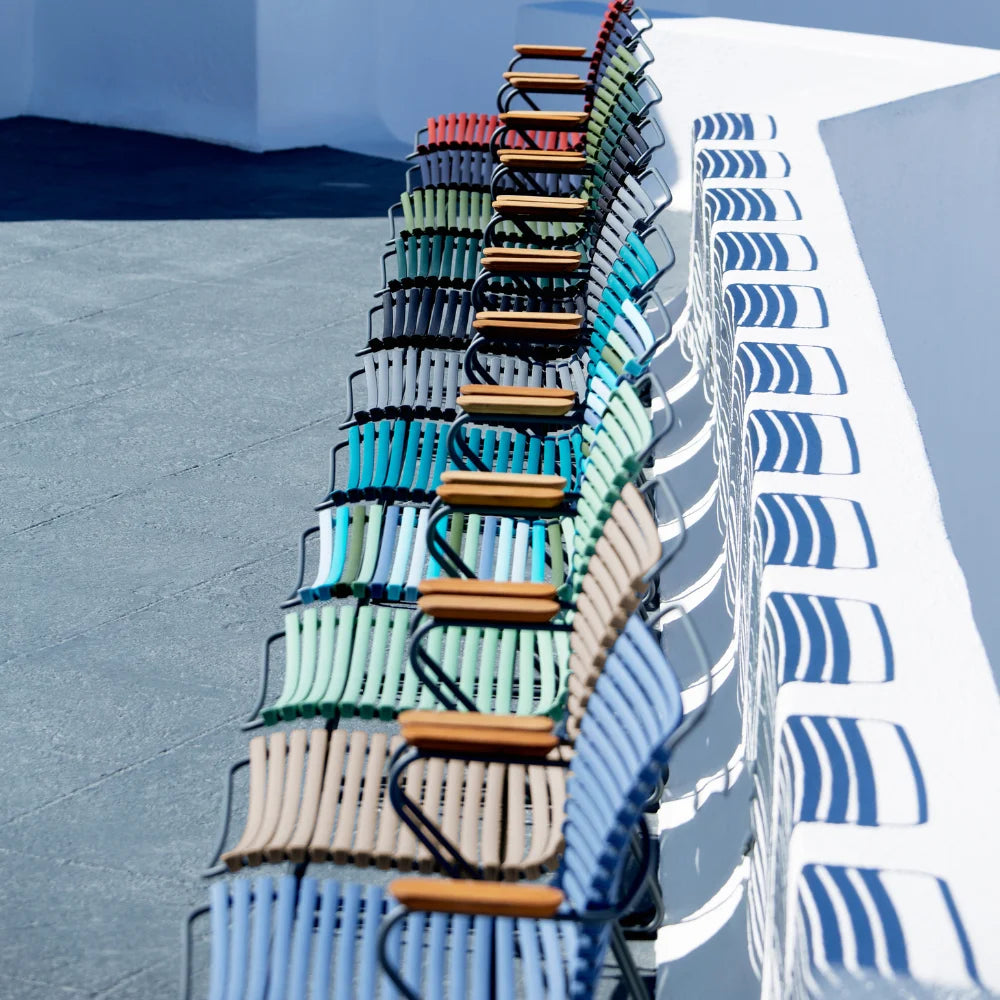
[587,1,638,93]
[571,377,654,528]
[565,482,661,736]
[559,614,684,997]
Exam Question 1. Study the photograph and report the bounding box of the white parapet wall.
[0,0,557,156]
[646,16,1000,999]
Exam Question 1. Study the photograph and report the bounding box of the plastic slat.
[386,506,419,603]
[207,881,229,1000]
[333,882,364,1000]
[368,503,401,596]
[287,877,317,1000]
[267,876,297,1000]
[378,609,412,718]
[353,505,386,596]
[223,879,251,1000]
[338,605,374,713]
[301,605,337,713]
[355,607,393,716]
[286,607,318,716]
[309,880,339,1000]
[245,877,273,1000]
[319,605,357,717]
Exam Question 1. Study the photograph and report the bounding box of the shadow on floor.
[0,116,407,222]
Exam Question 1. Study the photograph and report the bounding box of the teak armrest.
[492,194,588,218]
[502,72,588,94]
[481,247,581,276]
[440,471,567,490]
[502,71,582,81]
[512,44,588,58]
[418,578,558,599]
[397,709,555,734]
[500,110,589,129]
[390,878,564,918]
[435,482,565,509]
[457,391,577,417]
[496,148,587,163]
[472,312,583,329]
[496,149,589,172]
[457,383,577,398]
[482,246,579,259]
[417,592,560,624]
[399,723,561,757]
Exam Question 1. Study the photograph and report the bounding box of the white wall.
[255,0,533,158]
[0,0,553,155]
[27,0,258,146]
[821,73,1000,684]
[646,0,1000,51]
[0,0,32,119]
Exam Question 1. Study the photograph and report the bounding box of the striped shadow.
[747,410,859,475]
[726,283,828,328]
[780,716,926,825]
[737,342,846,395]
[716,232,816,272]
[763,592,893,684]
[754,493,876,569]
[694,112,777,141]
[796,865,979,993]
[706,187,800,222]
[697,148,790,179]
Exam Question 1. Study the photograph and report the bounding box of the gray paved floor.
[0,118,405,998]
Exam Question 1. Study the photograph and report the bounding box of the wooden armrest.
[457,392,577,417]
[503,74,589,94]
[457,383,577,397]
[513,44,588,58]
[417,592,560,624]
[436,483,565,509]
[500,110,589,128]
[492,194,588,218]
[497,149,587,163]
[418,579,557,599]
[483,246,579,259]
[440,471,567,490]
[398,710,555,733]
[400,722,561,757]
[390,878,564,918]
[472,312,583,330]
[496,149,589,172]
[503,71,582,81]
[482,247,581,276]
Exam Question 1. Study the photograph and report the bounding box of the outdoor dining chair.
[209,480,680,881]
[185,603,702,1000]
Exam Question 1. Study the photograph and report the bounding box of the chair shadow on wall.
[0,117,407,222]
[794,864,981,993]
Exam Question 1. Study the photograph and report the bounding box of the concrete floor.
[0,117,405,999]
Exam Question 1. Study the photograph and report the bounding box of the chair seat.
[259,604,571,723]
[350,347,588,426]
[220,729,572,879]
[204,875,597,1000]
[300,503,575,604]
[331,418,580,506]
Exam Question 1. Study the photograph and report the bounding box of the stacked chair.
[181,3,712,997]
